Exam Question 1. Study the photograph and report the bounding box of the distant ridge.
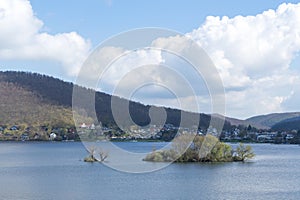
[209,112,300,130]
[246,112,300,129]
[271,116,300,131]
[212,114,268,129]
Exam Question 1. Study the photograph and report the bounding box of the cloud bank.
[186,3,300,118]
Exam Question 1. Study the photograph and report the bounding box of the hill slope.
[0,71,230,131]
[0,75,77,127]
[2,71,300,134]
[245,112,300,129]
[271,116,300,131]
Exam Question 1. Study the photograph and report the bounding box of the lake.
[1,142,300,200]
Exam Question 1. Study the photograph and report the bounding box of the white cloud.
[185,2,300,118]
[82,40,213,114]
[225,74,299,118]
[188,3,300,79]
[97,48,165,94]
[0,0,91,76]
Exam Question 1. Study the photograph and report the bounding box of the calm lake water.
[1,142,300,200]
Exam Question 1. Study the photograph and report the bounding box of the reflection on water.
[0,142,300,200]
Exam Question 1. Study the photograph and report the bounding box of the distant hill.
[212,114,267,129]
[0,71,231,131]
[245,112,300,129]
[271,116,300,131]
[211,111,300,130]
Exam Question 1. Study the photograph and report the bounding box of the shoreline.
[0,139,299,146]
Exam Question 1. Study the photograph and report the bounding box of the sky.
[1,0,300,119]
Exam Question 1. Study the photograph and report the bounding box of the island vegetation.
[144,135,255,163]
[84,146,108,162]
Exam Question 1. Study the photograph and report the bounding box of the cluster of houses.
[0,125,24,140]
[0,125,77,141]
[113,124,300,143]
[108,124,199,141]
[220,128,299,144]
[1,122,299,144]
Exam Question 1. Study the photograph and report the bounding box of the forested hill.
[0,71,91,130]
[271,116,300,131]
[246,112,300,129]
[0,71,230,130]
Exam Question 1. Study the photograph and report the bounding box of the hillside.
[212,114,267,129]
[271,116,300,131]
[0,71,232,134]
[215,112,300,130]
[0,81,75,127]
[245,112,300,129]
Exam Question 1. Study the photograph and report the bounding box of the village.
[1,122,299,144]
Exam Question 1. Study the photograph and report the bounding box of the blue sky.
[1,0,300,119]
[30,0,299,45]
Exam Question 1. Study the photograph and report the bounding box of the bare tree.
[84,145,97,162]
[84,146,108,162]
[98,148,108,162]
[88,146,96,160]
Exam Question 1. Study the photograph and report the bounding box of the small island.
[84,146,108,163]
[144,135,255,163]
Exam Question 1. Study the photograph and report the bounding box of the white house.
[49,133,57,140]
[80,123,87,128]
